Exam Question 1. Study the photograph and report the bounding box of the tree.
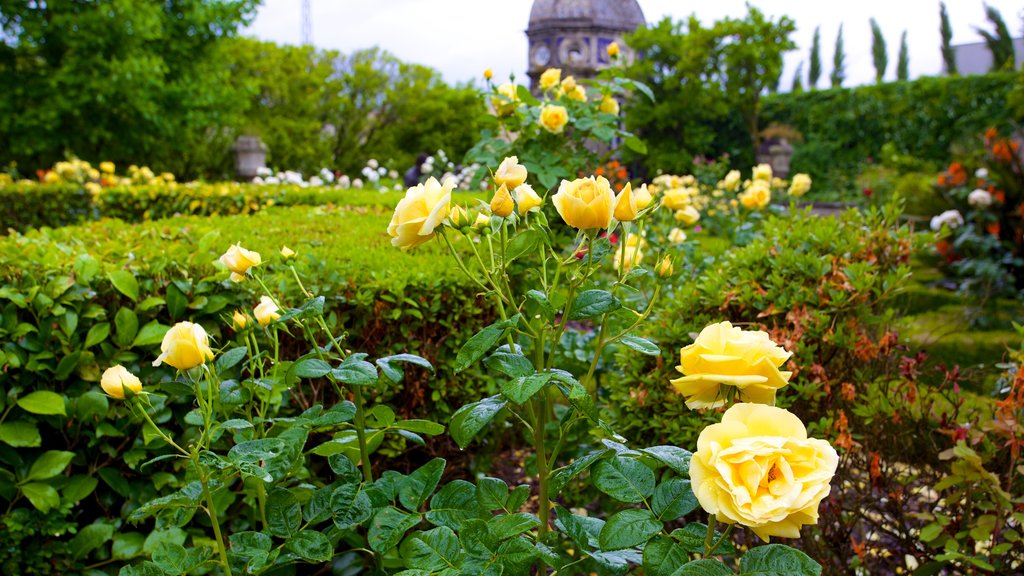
[940,2,958,75]
[792,62,805,93]
[897,31,910,81]
[808,26,822,89]
[976,3,1016,71]
[831,24,846,88]
[870,18,888,83]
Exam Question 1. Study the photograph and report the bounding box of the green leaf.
[569,290,621,320]
[450,395,507,449]
[506,229,545,262]
[70,522,114,560]
[377,353,434,384]
[285,530,333,563]
[84,322,111,349]
[739,544,821,575]
[132,321,169,347]
[426,480,482,530]
[395,419,445,436]
[624,134,648,155]
[62,475,98,504]
[920,523,943,542]
[369,507,421,553]
[525,289,555,321]
[26,450,75,481]
[21,482,60,512]
[490,512,540,539]
[272,295,325,325]
[294,358,332,378]
[483,350,535,378]
[476,477,509,511]
[99,467,131,497]
[670,559,734,576]
[113,307,139,348]
[215,346,247,372]
[652,479,699,522]
[555,506,603,550]
[0,421,41,447]
[17,390,66,416]
[619,335,661,356]
[454,315,520,373]
[502,372,553,404]
[400,458,446,512]
[108,270,139,302]
[152,542,210,575]
[55,351,81,380]
[642,446,692,476]
[143,527,187,555]
[266,488,302,538]
[331,483,373,529]
[549,447,610,494]
[332,355,379,386]
[113,532,147,560]
[76,391,109,421]
[644,535,690,576]
[165,284,187,319]
[598,509,663,550]
[401,526,461,571]
[592,457,656,503]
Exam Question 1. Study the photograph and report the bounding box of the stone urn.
[755,137,794,179]
[231,136,268,182]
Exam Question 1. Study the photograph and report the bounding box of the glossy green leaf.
[0,421,41,447]
[285,530,333,563]
[652,479,699,522]
[21,482,60,512]
[502,372,553,404]
[26,450,75,481]
[450,395,507,449]
[619,335,661,356]
[400,458,446,512]
[108,270,139,302]
[644,535,690,576]
[569,290,621,320]
[331,483,373,529]
[670,559,734,576]
[17,390,66,416]
[454,315,520,373]
[401,526,461,571]
[739,544,821,575]
[598,509,663,550]
[70,523,114,560]
[369,507,421,553]
[592,456,655,503]
[266,487,302,538]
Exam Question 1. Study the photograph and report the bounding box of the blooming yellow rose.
[100,161,115,174]
[662,187,697,210]
[490,183,515,218]
[753,163,773,181]
[484,68,493,80]
[491,82,519,116]
[254,296,281,327]
[634,183,654,210]
[739,181,771,210]
[668,227,687,243]
[514,184,543,214]
[613,234,645,271]
[690,403,839,542]
[613,182,638,222]
[494,156,528,189]
[387,176,453,250]
[552,175,614,230]
[280,245,296,259]
[670,321,792,409]
[674,205,700,226]
[220,244,261,282]
[722,170,741,191]
[85,182,102,196]
[232,310,247,330]
[153,322,214,370]
[607,41,620,58]
[101,365,142,399]
[657,255,674,277]
[788,173,812,197]
[539,68,561,91]
[566,85,587,102]
[539,104,569,134]
[598,95,619,115]
[560,75,577,92]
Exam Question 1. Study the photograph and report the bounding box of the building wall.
[953,38,1024,74]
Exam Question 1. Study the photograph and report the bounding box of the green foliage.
[897,30,910,81]
[976,4,1016,71]
[870,18,888,84]
[808,27,822,89]
[940,2,957,75]
[791,62,804,93]
[830,25,846,88]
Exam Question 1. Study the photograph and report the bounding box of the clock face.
[534,45,551,66]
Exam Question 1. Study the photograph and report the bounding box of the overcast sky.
[246,0,1023,88]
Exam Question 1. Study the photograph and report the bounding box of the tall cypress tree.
[940,2,958,75]
[870,18,888,83]
[808,26,822,89]
[792,62,805,93]
[897,30,910,81]
[976,4,1016,71]
[830,24,846,88]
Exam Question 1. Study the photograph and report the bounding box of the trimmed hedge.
[762,72,1018,199]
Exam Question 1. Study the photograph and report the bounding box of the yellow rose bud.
[100,365,142,399]
[494,156,528,189]
[634,183,654,210]
[598,95,619,115]
[220,244,262,280]
[491,82,519,116]
[753,163,773,181]
[539,104,569,134]
[514,184,543,214]
[607,41,620,58]
[567,85,587,102]
[100,161,115,174]
[561,75,576,92]
[473,212,492,230]
[552,175,614,230]
[674,205,701,226]
[153,321,214,370]
[280,245,296,259]
[448,204,468,227]
[387,176,453,250]
[691,403,838,542]
[657,255,674,277]
[668,227,687,243]
[612,234,645,271]
[484,67,493,80]
[490,183,515,218]
[613,182,638,222]
[788,173,812,197]
[670,320,792,409]
[254,296,281,327]
[539,68,561,91]
[232,310,247,330]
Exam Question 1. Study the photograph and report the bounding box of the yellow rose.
[220,244,262,281]
[100,161,115,174]
[101,365,142,399]
[387,176,453,250]
[494,156,528,189]
[607,41,620,58]
[552,175,614,230]
[560,75,576,92]
[153,322,214,370]
[670,320,792,409]
[566,85,587,102]
[539,104,568,134]
[753,163,773,181]
[514,184,543,214]
[674,206,701,226]
[657,255,674,277]
[613,234,645,271]
[85,182,102,196]
[254,296,281,327]
[634,183,654,210]
[473,212,491,230]
[668,227,687,243]
[491,82,519,116]
[484,68,493,80]
[44,171,60,184]
[740,181,772,210]
[613,182,638,222]
[448,204,468,227]
[598,95,620,115]
[662,187,693,210]
[788,173,812,197]
[690,403,839,542]
[490,183,515,218]
[232,310,247,330]
[280,245,296,259]
[539,68,561,91]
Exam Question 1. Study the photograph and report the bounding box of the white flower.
[389,170,399,180]
[930,209,964,231]
[975,168,989,179]
[367,159,379,169]
[256,166,273,177]
[968,189,993,208]
[283,170,303,185]
[421,163,434,174]
[338,175,351,189]
[425,156,435,165]
[265,176,280,184]
[394,183,403,191]
[309,176,323,187]
[319,168,334,183]
[353,178,363,188]
[252,176,264,184]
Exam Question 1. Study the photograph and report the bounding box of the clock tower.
[526,0,645,89]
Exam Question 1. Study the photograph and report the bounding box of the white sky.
[246,0,1024,88]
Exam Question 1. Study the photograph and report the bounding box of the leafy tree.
[870,18,888,83]
[831,24,846,88]
[897,31,910,81]
[976,3,1016,71]
[808,26,822,89]
[940,2,958,75]
[0,0,259,178]
[792,62,805,93]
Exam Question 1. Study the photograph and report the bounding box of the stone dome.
[528,0,645,32]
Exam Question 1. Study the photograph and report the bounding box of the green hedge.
[762,72,1018,199]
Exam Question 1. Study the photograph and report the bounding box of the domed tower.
[526,0,645,88]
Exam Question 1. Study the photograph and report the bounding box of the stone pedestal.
[231,136,268,182]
